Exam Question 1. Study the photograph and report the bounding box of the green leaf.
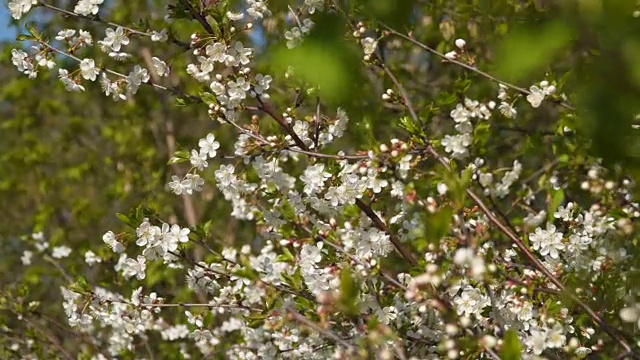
[234,267,260,282]
[500,330,522,360]
[16,34,36,41]
[424,207,453,247]
[280,267,304,291]
[25,22,39,38]
[276,247,295,263]
[115,213,136,228]
[17,284,29,298]
[547,189,565,222]
[68,277,90,294]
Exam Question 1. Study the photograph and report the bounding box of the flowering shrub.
[3,0,640,359]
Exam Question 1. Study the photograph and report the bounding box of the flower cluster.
[442,98,492,159]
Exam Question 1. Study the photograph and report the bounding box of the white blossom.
[79,58,100,81]
[8,0,37,20]
[100,27,130,52]
[151,29,168,42]
[529,223,565,259]
[52,246,72,259]
[74,0,104,16]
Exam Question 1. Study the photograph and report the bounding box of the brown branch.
[224,113,369,160]
[376,50,636,355]
[304,226,409,290]
[99,298,261,312]
[38,2,190,49]
[424,147,637,356]
[179,0,215,35]
[355,199,417,266]
[167,250,316,302]
[256,98,309,150]
[254,97,418,267]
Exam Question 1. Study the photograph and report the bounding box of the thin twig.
[43,255,74,283]
[381,24,575,111]
[179,0,215,35]
[38,1,191,50]
[40,42,170,92]
[288,310,356,352]
[100,298,260,312]
[39,2,150,37]
[9,307,75,360]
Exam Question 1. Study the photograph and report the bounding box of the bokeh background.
[1,6,17,40]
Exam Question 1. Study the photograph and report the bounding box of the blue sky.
[0,5,18,41]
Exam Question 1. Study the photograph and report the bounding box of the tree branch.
[254,96,418,267]
[376,48,636,356]
[381,24,575,111]
[178,0,215,35]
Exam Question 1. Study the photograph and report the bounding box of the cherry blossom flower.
[198,133,221,158]
[100,26,130,52]
[79,58,99,81]
[151,29,168,42]
[74,0,104,16]
[8,0,37,20]
[529,223,565,259]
